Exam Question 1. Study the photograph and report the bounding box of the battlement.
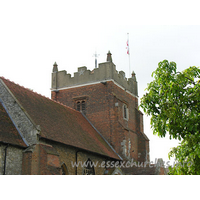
[51,52,138,96]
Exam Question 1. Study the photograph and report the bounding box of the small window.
[81,101,86,114]
[61,163,69,175]
[83,158,95,175]
[76,100,86,115]
[77,101,81,111]
[123,104,129,120]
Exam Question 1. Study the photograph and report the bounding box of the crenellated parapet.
[51,51,138,96]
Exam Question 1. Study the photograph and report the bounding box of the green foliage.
[140,60,200,174]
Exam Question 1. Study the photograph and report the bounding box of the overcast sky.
[1,0,200,165]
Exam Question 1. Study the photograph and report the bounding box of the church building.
[0,51,167,175]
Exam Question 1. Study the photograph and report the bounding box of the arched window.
[61,163,69,175]
[76,100,86,114]
[77,101,81,111]
[83,158,95,175]
[123,104,129,120]
[81,101,86,114]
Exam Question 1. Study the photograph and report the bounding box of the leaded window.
[123,104,129,120]
[83,158,95,175]
[76,100,86,115]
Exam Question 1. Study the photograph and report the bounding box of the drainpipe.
[3,144,9,175]
[75,150,80,175]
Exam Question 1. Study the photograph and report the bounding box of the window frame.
[82,158,95,175]
[75,100,86,115]
[73,96,88,115]
[81,101,86,114]
[123,104,129,121]
[77,101,81,111]
[61,163,69,175]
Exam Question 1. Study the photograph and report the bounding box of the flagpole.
[127,33,131,77]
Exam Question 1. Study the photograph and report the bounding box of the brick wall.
[22,144,62,175]
[39,139,114,175]
[22,150,32,175]
[51,80,149,162]
[22,140,113,175]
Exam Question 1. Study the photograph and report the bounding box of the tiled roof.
[0,77,120,160]
[0,102,27,147]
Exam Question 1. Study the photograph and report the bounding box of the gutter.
[75,150,81,175]
[81,113,123,161]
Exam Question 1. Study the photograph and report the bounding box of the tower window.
[77,101,81,111]
[76,100,86,115]
[81,101,85,113]
[123,104,129,120]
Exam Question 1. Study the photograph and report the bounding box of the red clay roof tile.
[0,102,27,147]
[0,77,120,160]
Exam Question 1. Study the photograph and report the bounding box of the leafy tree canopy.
[140,60,200,174]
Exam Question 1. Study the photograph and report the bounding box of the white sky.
[1,0,200,165]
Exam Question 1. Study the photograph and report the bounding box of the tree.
[140,60,200,174]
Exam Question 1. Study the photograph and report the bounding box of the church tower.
[51,51,149,162]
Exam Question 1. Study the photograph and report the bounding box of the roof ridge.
[0,76,80,114]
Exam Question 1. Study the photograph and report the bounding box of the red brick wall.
[39,139,114,175]
[51,81,149,162]
[52,82,112,142]
[22,144,62,175]
[22,151,32,175]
